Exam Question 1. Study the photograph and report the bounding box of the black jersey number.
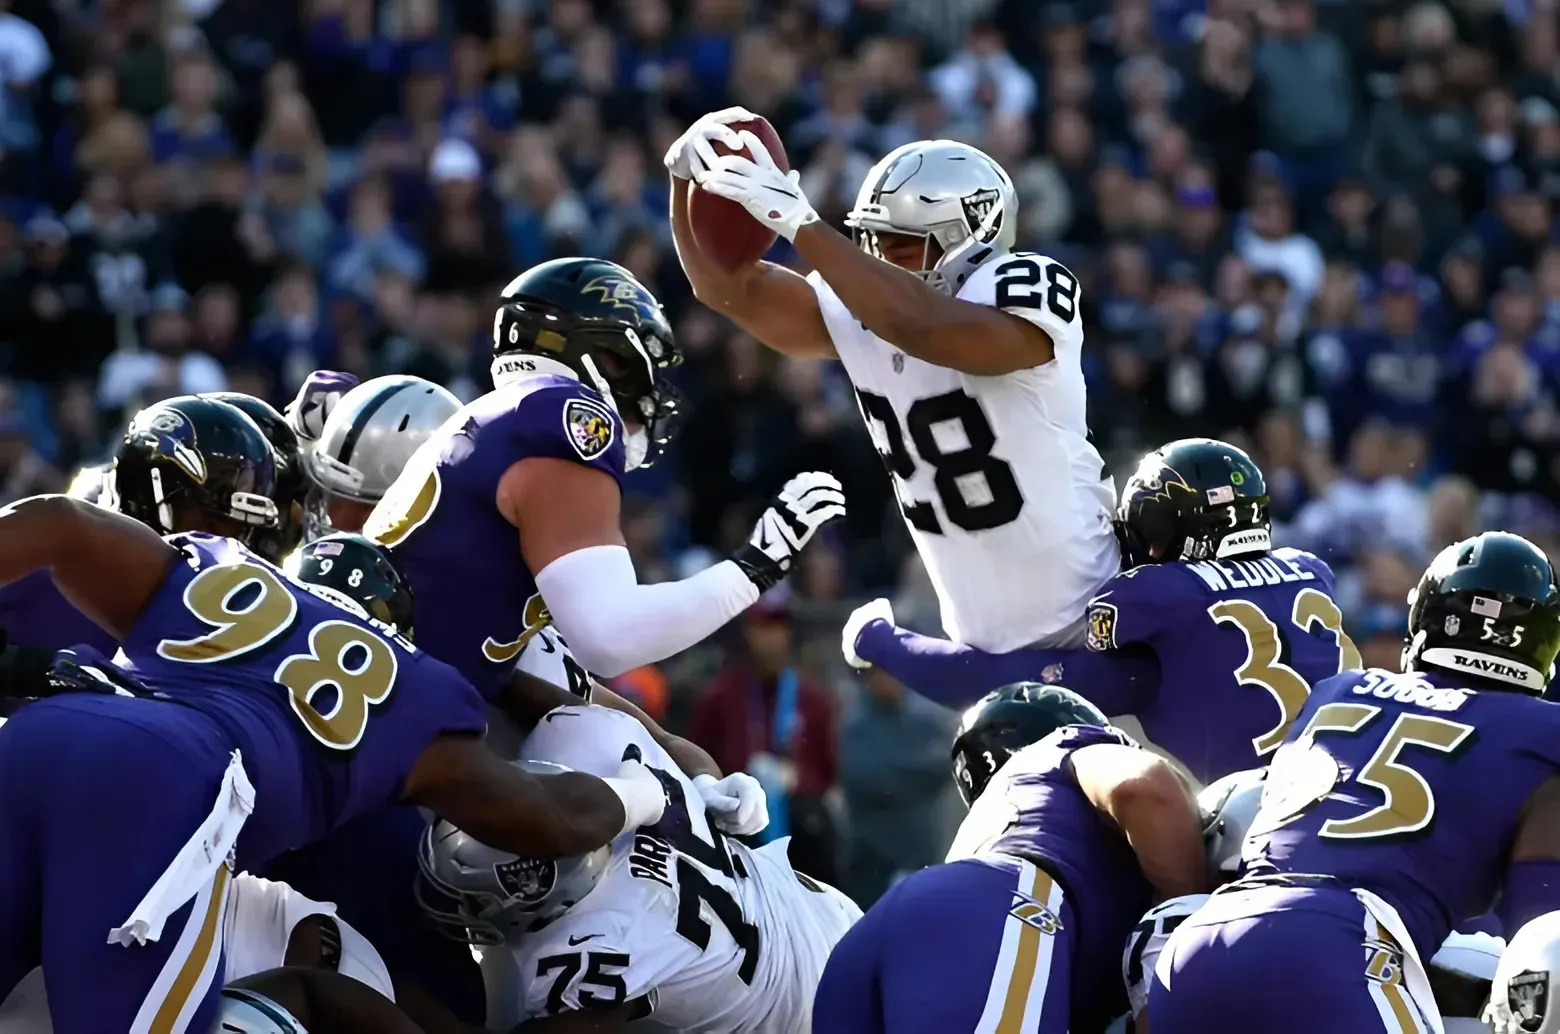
[856,389,1025,534]
[993,256,1079,323]
[537,950,630,1014]
[673,858,760,984]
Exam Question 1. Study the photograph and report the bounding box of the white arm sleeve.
[535,545,759,677]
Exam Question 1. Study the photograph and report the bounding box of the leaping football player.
[841,439,1355,784]
[668,110,1117,653]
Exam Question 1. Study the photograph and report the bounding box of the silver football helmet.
[414,759,613,945]
[1197,767,1266,878]
[1489,912,1560,1034]
[844,139,1019,295]
[214,988,309,1032]
[302,375,460,537]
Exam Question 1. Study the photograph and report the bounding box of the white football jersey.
[809,251,1119,652]
[1121,894,1210,1019]
[482,707,862,1032]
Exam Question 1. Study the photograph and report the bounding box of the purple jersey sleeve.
[1084,566,1179,653]
[855,621,1159,716]
[505,382,627,486]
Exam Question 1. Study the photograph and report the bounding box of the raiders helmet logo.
[563,397,616,462]
[494,857,558,904]
[960,187,1003,243]
[1511,969,1549,1032]
[1085,601,1119,652]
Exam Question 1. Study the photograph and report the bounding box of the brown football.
[689,115,789,271]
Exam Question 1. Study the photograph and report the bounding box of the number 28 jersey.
[117,533,488,868]
[1244,668,1560,957]
[808,251,1119,652]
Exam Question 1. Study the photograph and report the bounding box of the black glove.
[731,471,847,592]
[46,646,151,697]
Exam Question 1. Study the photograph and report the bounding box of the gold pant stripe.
[1366,916,1418,1034]
[150,864,230,1034]
[994,867,1054,1034]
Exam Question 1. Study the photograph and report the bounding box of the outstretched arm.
[1072,744,1209,901]
[501,459,840,677]
[404,733,664,859]
[0,495,178,639]
[789,221,1054,375]
[669,176,835,359]
[500,669,722,777]
[852,618,1160,716]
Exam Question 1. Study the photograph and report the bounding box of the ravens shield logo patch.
[1085,601,1118,652]
[563,398,616,461]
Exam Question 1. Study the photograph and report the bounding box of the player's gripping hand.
[733,471,846,592]
[48,646,150,697]
[695,130,820,242]
[285,369,360,442]
[694,772,769,836]
[842,597,895,670]
[663,107,755,181]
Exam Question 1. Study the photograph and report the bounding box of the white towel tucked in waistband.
[109,750,255,947]
[1356,886,1444,1034]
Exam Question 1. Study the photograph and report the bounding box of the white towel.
[109,750,255,946]
[1356,886,1445,1034]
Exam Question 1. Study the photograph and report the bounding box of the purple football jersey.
[953,724,1154,1030]
[116,533,489,868]
[1244,667,1560,957]
[1085,547,1351,781]
[0,570,117,654]
[366,374,624,700]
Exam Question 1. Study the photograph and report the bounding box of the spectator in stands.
[690,590,840,883]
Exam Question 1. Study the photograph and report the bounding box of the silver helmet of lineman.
[844,139,1019,295]
[1197,767,1266,878]
[214,988,309,1032]
[302,375,461,538]
[414,760,613,945]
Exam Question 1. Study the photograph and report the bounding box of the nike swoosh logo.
[761,185,799,198]
[568,934,600,945]
[544,711,581,723]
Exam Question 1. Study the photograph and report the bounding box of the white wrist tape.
[534,545,759,677]
[602,773,666,835]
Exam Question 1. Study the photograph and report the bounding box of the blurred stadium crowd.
[1,0,1559,901]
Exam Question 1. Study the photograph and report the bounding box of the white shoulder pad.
[958,251,1084,355]
[1122,895,1210,1018]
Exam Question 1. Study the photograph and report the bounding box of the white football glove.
[694,130,820,242]
[732,471,847,592]
[664,107,756,181]
[842,597,895,670]
[693,772,770,836]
